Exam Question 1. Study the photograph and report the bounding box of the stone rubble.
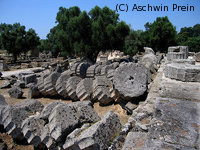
[8,86,24,98]
[1,99,43,140]
[195,52,200,62]
[55,70,71,98]
[114,46,200,150]
[76,78,93,101]
[167,46,189,61]
[3,46,200,149]
[63,111,121,150]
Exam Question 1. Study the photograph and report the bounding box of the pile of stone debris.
[1,46,200,149]
[0,95,122,149]
[0,47,162,150]
[1,47,160,114]
[111,46,200,150]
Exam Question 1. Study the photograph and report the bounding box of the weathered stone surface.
[69,101,100,124]
[48,104,79,142]
[125,102,138,114]
[195,52,200,62]
[76,62,91,78]
[14,80,25,88]
[159,79,200,101]
[167,58,196,65]
[167,52,186,60]
[55,70,71,98]
[156,53,164,64]
[0,95,8,126]
[55,65,62,73]
[141,53,158,74]
[106,62,119,81]
[0,80,11,89]
[8,86,23,99]
[66,123,91,139]
[40,124,57,149]
[6,77,17,85]
[44,72,61,96]
[95,64,104,76]
[63,111,122,150]
[143,97,200,149]
[100,63,117,76]
[39,102,64,120]
[93,76,115,105]
[167,46,189,61]
[107,68,115,81]
[144,47,155,55]
[0,62,9,71]
[164,63,200,82]
[28,85,41,99]
[37,74,48,96]
[0,94,7,106]
[122,132,147,150]
[113,63,148,100]
[86,64,99,78]
[17,70,34,81]
[100,65,109,76]
[1,99,43,139]
[76,78,93,101]
[66,76,81,101]
[70,61,80,76]
[21,115,44,147]
[37,101,99,149]
[24,74,37,86]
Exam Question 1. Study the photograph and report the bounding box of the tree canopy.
[43,6,130,61]
[1,6,200,62]
[0,23,40,62]
[178,24,200,52]
[141,16,177,52]
[124,17,178,55]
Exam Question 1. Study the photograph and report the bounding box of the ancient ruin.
[0,46,200,149]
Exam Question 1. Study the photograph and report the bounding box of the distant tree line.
[177,24,200,52]
[0,5,200,62]
[124,17,200,55]
[0,23,39,62]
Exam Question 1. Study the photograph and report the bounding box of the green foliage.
[26,28,40,54]
[123,16,178,55]
[185,37,200,52]
[178,24,200,52]
[42,6,130,61]
[0,23,40,61]
[142,16,177,52]
[124,29,143,55]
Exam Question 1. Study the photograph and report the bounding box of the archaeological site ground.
[0,46,200,150]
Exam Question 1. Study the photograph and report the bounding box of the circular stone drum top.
[113,63,148,100]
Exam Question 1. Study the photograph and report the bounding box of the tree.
[25,28,40,55]
[0,23,26,62]
[184,37,200,52]
[178,24,200,52]
[0,23,40,62]
[37,39,48,52]
[44,6,130,61]
[124,29,143,55]
[90,6,129,52]
[142,16,177,52]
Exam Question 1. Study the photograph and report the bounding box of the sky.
[0,0,199,39]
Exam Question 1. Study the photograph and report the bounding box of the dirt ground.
[0,79,130,149]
